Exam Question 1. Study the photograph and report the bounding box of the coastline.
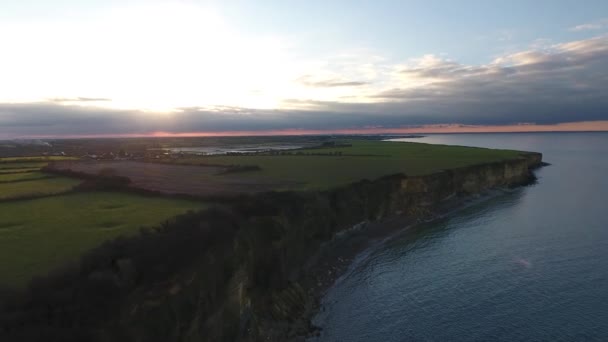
[0,151,545,341]
[291,173,544,341]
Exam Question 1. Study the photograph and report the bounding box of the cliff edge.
[0,152,543,342]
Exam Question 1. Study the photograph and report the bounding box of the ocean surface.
[312,132,608,341]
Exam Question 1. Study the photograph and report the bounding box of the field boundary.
[0,175,57,184]
[0,188,76,203]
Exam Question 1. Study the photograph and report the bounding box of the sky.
[1,0,608,138]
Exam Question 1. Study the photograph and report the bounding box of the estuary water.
[313,132,608,341]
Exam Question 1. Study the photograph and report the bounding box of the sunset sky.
[2,0,608,138]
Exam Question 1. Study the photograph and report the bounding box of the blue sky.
[1,0,608,137]
[218,0,608,62]
[8,0,605,61]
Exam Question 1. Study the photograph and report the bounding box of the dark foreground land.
[0,136,542,341]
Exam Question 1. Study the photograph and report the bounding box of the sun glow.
[0,3,304,112]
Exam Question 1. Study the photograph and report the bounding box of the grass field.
[0,162,49,170]
[0,158,73,195]
[0,192,207,287]
[0,159,56,176]
[0,156,78,163]
[0,172,55,183]
[0,141,523,287]
[0,157,77,176]
[0,177,81,200]
[0,168,41,174]
[172,141,523,190]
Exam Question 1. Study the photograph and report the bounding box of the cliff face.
[400,153,541,205]
[239,153,544,340]
[138,153,543,341]
[0,153,543,342]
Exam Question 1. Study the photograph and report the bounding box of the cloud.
[297,75,369,87]
[364,36,608,125]
[399,55,468,79]
[48,97,111,103]
[569,19,608,32]
[1,35,608,137]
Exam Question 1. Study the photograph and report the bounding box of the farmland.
[160,140,523,190]
[0,162,49,170]
[0,158,81,199]
[0,135,545,342]
[48,160,293,196]
[0,177,81,200]
[0,139,524,287]
[45,141,524,195]
[0,159,57,176]
[0,168,41,174]
[0,192,206,287]
[0,172,55,183]
[0,156,78,163]
[0,155,208,287]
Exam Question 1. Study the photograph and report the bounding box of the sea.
[312,132,608,341]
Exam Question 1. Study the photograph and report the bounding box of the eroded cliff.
[0,153,543,342]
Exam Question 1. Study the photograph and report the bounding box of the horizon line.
[4,121,608,140]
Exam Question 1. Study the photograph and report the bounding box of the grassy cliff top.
[0,192,206,288]
[0,153,207,288]
[171,140,523,190]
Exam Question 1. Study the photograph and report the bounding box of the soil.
[48,160,293,196]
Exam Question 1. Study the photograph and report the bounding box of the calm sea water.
[313,132,608,341]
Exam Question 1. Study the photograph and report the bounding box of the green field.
[173,141,522,190]
[0,140,523,286]
[0,162,49,170]
[0,172,55,183]
[0,159,54,176]
[0,156,78,163]
[0,168,41,174]
[0,192,207,287]
[0,159,73,196]
[0,177,81,200]
[0,157,77,175]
